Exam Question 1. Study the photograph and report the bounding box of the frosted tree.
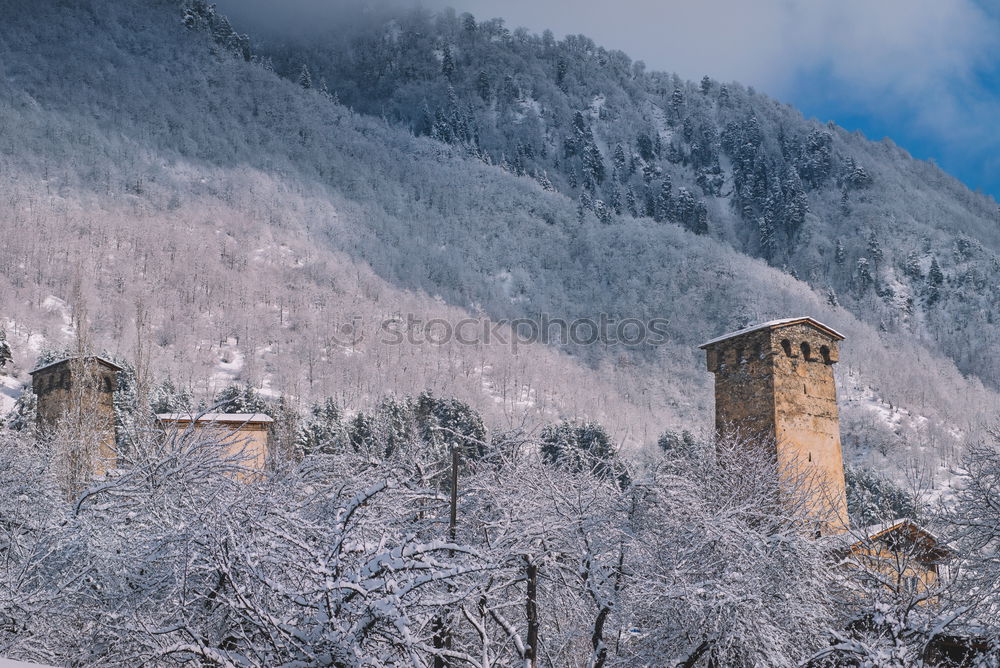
[441,45,455,79]
[296,63,312,89]
[0,329,11,368]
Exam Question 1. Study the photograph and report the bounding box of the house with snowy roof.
[156,412,274,477]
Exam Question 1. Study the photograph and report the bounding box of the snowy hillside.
[0,0,993,482]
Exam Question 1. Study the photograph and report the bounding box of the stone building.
[29,356,122,477]
[701,316,953,596]
[156,412,273,476]
[700,316,849,535]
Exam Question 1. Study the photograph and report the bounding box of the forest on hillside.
[245,3,1000,391]
[0,0,993,492]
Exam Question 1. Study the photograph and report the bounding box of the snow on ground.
[211,337,244,387]
[589,94,605,119]
[41,295,74,339]
[0,374,22,415]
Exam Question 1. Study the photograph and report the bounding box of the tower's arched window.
[753,343,762,360]
[781,339,792,357]
[820,345,832,364]
[735,347,744,364]
[800,341,812,361]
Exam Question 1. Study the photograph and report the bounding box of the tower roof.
[699,317,845,349]
[29,355,124,375]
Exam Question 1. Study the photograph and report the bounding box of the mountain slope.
[242,4,1000,390]
[0,0,992,484]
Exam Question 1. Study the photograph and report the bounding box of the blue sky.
[220,0,1000,200]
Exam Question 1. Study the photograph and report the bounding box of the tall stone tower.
[699,317,849,535]
[30,356,122,481]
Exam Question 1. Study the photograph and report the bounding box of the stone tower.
[30,356,122,478]
[699,317,849,535]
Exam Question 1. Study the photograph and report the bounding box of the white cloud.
[216,0,1000,191]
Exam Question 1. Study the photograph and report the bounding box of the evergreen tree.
[215,383,271,415]
[637,132,655,162]
[866,229,884,271]
[441,45,455,80]
[0,329,11,368]
[669,87,684,122]
[655,177,673,222]
[541,420,615,478]
[476,71,491,102]
[297,63,312,90]
[613,144,627,178]
[835,238,847,266]
[780,167,808,237]
[845,466,916,527]
[658,429,698,457]
[927,256,945,305]
[150,379,192,414]
[856,257,873,292]
[902,250,923,279]
[298,397,345,456]
[4,388,35,432]
[700,75,712,95]
[625,187,638,218]
[928,256,944,286]
[758,215,776,259]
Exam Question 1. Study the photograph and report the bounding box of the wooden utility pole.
[525,557,539,668]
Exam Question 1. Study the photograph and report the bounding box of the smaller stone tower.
[30,356,122,477]
[700,317,848,535]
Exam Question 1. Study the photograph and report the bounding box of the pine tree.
[856,257,873,292]
[655,177,673,222]
[297,63,312,90]
[637,132,655,162]
[719,84,730,105]
[215,383,271,415]
[835,238,847,265]
[476,71,491,102]
[674,187,696,228]
[928,256,944,286]
[669,87,684,122]
[625,187,638,217]
[613,144,627,178]
[441,45,455,80]
[700,75,712,95]
[298,397,345,456]
[781,168,808,236]
[608,185,622,215]
[926,256,945,306]
[556,59,568,90]
[758,215,776,259]
[866,229,884,271]
[541,420,615,478]
[903,250,923,279]
[0,329,11,368]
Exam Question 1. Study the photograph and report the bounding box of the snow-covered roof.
[829,518,955,555]
[29,355,123,374]
[699,316,845,348]
[157,413,274,424]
